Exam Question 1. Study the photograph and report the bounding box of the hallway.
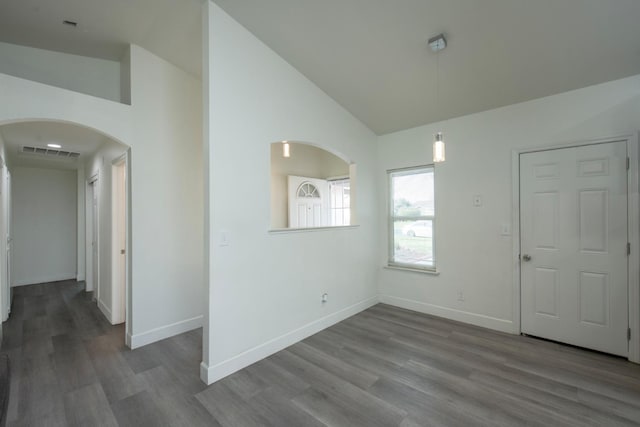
[1,281,209,426]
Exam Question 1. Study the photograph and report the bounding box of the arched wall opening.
[269,140,357,230]
[1,49,205,355]
[0,118,132,344]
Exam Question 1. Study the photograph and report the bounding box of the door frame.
[4,169,10,320]
[111,153,128,325]
[0,158,9,322]
[87,173,100,299]
[511,133,640,363]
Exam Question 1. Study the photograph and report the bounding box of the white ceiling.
[0,122,112,170]
[0,0,203,77]
[1,1,639,134]
[214,0,640,134]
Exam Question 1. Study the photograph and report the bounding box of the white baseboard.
[125,332,132,348]
[76,273,86,281]
[97,298,113,324]
[12,274,76,287]
[200,296,379,385]
[379,295,515,334]
[130,315,203,349]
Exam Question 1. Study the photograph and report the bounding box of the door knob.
[522,254,532,262]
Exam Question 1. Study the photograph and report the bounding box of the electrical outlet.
[473,195,483,207]
[322,293,328,303]
[457,290,465,301]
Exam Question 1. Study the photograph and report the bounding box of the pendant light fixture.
[428,33,447,163]
[282,140,290,158]
[433,131,445,162]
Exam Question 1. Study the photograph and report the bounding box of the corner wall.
[202,2,379,384]
[128,45,204,347]
[377,74,640,332]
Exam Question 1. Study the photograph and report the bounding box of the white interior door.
[520,141,628,356]
[2,169,10,320]
[288,176,328,228]
[112,161,126,324]
[91,180,99,302]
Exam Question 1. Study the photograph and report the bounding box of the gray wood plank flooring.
[3,280,640,426]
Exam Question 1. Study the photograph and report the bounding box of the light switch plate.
[473,195,483,207]
[500,223,511,236]
[219,231,230,246]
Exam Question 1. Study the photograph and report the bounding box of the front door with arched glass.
[287,175,328,228]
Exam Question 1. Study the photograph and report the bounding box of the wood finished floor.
[2,281,640,426]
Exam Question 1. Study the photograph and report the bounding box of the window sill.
[269,225,359,235]
[384,265,440,275]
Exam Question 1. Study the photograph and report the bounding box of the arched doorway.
[0,119,132,346]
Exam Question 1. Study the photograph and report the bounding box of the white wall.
[120,47,132,105]
[76,167,85,282]
[270,142,349,228]
[85,142,127,322]
[377,74,640,332]
[0,44,204,348]
[11,167,77,286]
[129,45,204,346]
[0,133,8,336]
[0,42,121,103]
[0,73,131,144]
[202,2,379,384]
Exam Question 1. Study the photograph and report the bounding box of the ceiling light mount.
[428,33,447,52]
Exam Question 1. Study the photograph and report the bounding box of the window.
[388,166,435,270]
[329,178,350,226]
[297,183,320,198]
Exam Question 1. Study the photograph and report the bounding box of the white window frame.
[329,177,350,226]
[388,166,436,271]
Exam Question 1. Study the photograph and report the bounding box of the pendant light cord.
[436,49,439,115]
[430,34,446,163]
[436,52,440,117]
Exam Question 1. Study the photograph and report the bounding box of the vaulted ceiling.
[1,0,639,135]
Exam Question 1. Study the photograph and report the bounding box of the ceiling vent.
[21,146,80,160]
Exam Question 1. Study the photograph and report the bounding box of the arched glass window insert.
[297,183,320,198]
